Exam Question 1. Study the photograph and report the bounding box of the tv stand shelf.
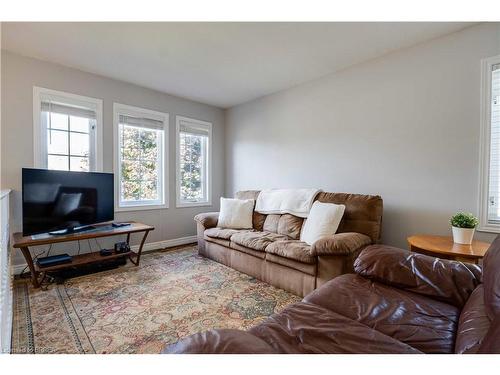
[12,221,154,288]
[33,250,133,273]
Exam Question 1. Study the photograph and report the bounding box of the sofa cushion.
[263,214,280,233]
[248,302,421,354]
[278,214,303,240]
[455,285,491,354]
[262,214,304,240]
[303,274,460,354]
[205,227,251,240]
[230,242,266,259]
[231,231,288,251]
[266,254,317,276]
[311,232,371,256]
[265,240,315,264]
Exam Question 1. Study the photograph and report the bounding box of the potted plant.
[450,212,479,245]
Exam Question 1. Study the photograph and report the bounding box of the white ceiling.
[1,22,474,108]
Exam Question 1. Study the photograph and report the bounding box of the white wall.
[225,23,500,248]
[1,51,225,267]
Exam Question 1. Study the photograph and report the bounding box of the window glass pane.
[121,160,141,181]
[122,125,140,151]
[142,159,158,181]
[70,131,90,157]
[119,123,163,205]
[121,180,141,201]
[140,129,158,160]
[70,156,89,172]
[180,132,206,202]
[47,129,69,155]
[488,66,500,221]
[48,155,69,171]
[70,116,90,133]
[49,112,68,130]
[142,180,158,200]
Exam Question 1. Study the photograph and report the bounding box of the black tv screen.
[22,168,114,236]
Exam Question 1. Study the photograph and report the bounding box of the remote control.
[112,222,131,228]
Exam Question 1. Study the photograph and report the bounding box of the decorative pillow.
[300,201,345,245]
[218,197,255,229]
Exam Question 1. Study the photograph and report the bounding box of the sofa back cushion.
[483,235,500,320]
[262,214,303,240]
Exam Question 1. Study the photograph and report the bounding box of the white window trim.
[478,54,500,233]
[113,103,169,212]
[33,86,103,171]
[175,115,213,208]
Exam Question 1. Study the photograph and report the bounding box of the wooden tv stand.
[12,221,154,288]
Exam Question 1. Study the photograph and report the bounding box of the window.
[114,103,168,211]
[479,55,500,232]
[176,116,212,207]
[33,87,103,171]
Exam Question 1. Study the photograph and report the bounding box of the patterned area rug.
[11,245,300,354]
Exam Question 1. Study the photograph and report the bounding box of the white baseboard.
[11,235,198,275]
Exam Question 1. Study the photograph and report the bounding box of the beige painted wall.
[225,23,500,248]
[1,51,225,266]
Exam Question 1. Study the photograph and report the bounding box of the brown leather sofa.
[194,191,383,297]
[164,236,500,354]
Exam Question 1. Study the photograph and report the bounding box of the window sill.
[176,201,212,208]
[477,224,500,234]
[115,203,168,212]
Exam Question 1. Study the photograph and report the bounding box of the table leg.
[129,230,150,266]
[20,246,40,288]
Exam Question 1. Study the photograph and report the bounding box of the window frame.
[113,103,169,212]
[478,54,500,233]
[32,86,103,172]
[175,115,213,208]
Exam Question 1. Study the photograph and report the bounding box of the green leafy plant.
[450,212,479,229]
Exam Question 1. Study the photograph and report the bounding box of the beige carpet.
[11,245,300,354]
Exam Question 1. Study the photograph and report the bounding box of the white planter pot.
[452,226,475,245]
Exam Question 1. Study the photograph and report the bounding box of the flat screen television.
[22,168,114,236]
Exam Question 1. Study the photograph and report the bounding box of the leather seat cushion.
[231,231,288,251]
[248,302,421,354]
[303,274,460,354]
[265,240,315,264]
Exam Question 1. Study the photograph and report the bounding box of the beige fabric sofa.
[194,191,383,297]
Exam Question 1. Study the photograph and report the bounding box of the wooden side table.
[407,234,490,264]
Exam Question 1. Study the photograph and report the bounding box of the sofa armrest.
[194,212,219,229]
[310,232,372,256]
[162,329,277,354]
[354,245,482,308]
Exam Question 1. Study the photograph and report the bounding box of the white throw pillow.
[218,197,254,229]
[300,201,346,245]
